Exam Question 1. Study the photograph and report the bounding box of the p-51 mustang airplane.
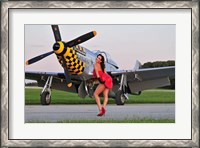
[25,25,175,105]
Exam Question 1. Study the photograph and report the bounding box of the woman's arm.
[94,64,105,84]
[94,64,100,78]
[104,68,108,74]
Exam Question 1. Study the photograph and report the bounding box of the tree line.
[142,60,175,89]
[142,60,175,68]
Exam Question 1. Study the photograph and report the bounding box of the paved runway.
[25,104,175,122]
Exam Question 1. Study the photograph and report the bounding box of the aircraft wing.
[26,71,83,81]
[111,66,175,93]
[25,71,83,93]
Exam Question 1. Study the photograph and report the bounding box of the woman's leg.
[93,84,105,111]
[103,88,109,109]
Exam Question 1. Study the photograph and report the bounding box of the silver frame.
[1,1,199,147]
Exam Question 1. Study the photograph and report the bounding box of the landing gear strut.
[115,74,129,105]
[40,76,53,105]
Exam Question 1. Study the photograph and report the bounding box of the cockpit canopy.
[93,50,119,69]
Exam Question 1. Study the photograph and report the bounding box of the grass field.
[25,87,175,105]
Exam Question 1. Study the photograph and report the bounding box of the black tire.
[115,90,126,105]
[40,91,51,105]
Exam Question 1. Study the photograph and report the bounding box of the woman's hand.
[98,78,105,84]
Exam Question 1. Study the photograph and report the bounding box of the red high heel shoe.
[97,107,106,116]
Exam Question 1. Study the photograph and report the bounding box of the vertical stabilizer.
[133,60,141,71]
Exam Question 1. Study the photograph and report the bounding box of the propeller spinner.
[26,25,97,87]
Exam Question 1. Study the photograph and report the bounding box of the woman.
[93,54,113,116]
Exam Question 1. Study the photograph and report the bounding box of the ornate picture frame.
[1,1,199,147]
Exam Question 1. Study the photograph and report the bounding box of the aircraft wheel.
[40,91,51,105]
[115,90,126,105]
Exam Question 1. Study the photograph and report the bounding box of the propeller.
[26,25,97,87]
[26,51,54,65]
[51,25,72,87]
[51,25,62,41]
[61,56,72,87]
[65,31,97,47]
[26,25,62,65]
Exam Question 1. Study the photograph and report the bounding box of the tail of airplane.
[133,60,142,71]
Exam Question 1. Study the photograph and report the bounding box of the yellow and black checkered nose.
[54,42,86,75]
[64,47,86,75]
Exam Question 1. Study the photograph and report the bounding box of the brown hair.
[97,54,105,71]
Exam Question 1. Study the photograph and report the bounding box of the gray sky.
[25,24,175,72]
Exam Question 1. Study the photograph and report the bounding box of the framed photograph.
[1,1,199,147]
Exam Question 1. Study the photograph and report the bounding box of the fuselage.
[53,42,118,79]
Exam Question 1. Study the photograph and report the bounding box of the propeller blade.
[65,31,97,47]
[51,25,62,42]
[26,51,54,65]
[61,56,72,87]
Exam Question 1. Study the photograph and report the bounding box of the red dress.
[93,69,113,89]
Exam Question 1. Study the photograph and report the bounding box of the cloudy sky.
[25,24,175,72]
